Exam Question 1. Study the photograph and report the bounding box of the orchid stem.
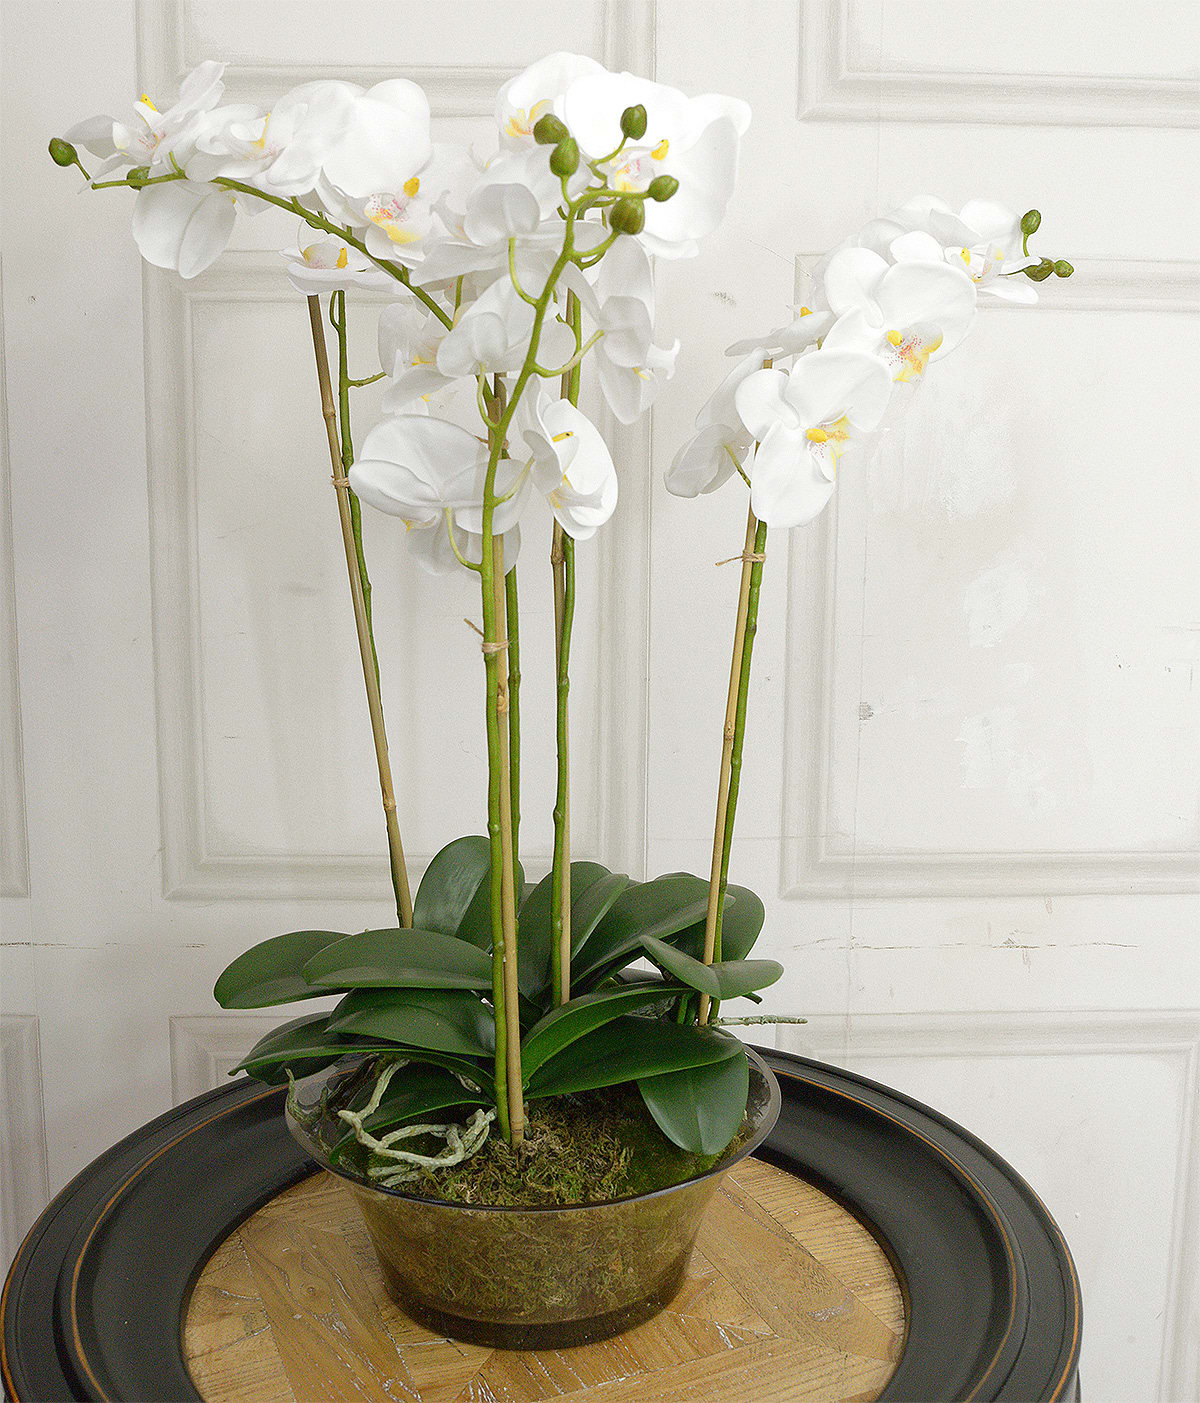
[550,290,581,1006]
[306,295,413,930]
[505,564,522,905]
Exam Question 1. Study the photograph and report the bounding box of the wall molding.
[777,1008,1200,1401]
[797,0,1200,128]
[0,1016,50,1270]
[781,257,1200,899]
[169,1012,290,1102]
[0,263,30,900]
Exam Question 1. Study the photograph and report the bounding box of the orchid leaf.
[517,861,612,1000]
[412,836,493,945]
[231,1013,396,1084]
[527,1016,742,1097]
[302,928,493,991]
[571,874,713,990]
[328,988,495,1058]
[214,930,347,1009]
[640,935,782,1000]
[520,981,688,1081]
[638,1045,750,1154]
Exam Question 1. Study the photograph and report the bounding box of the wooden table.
[183,1158,905,1403]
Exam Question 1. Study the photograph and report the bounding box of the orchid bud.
[620,104,648,140]
[126,166,152,188]
[1020,209,1042,238]
[1024,258,1054,282]
[48,137,79,167]
[549,137,580,177]
[533,114,569,146]
[647,175,679,202]
[610,198,645,236]
[1053,259,1074,278]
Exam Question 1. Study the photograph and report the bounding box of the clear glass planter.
[285,1047,781,1349]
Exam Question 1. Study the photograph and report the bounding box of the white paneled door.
[2,2,1197,1399]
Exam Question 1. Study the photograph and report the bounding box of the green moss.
[351,1084,744,1207]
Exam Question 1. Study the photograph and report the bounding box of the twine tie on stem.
[464,618,510,654]
[716,550,767,566]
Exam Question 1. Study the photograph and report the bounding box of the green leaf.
[328,988,495,1058]
[214,930,347,1009]
[516,862,620,1000]
[639,1046,750,1155]
[716,885,766,961]
[231,1013,394,1084]
[570,871,631,957]
[528,1016,742,1097]
[302,928,493,992]
[520,981,688,1081]
[454,851,527,950]
[640,936,783,1001]
[412,837,493,943]
[571,875,712,989]
[329,1065,490,1163]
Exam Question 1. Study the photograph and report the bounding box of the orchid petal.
[748,423,836,528]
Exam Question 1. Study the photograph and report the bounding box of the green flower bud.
[610,198,646,236]
[126,166,152,188]
[549,137,580,178]
[620,104,648,140]
[1024,258,1054,282]
[49,137,79,168]
[533,113,569,146]
[1020,209,1042,238]
[1053,259,1074,278]
[647,174,679,202]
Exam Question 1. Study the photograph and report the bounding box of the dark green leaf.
[716,885,766,960]
[302,928,493,992]
[454,852,527,950]
[329,1065,490,1162]
[570,871,631,957]
[640,936,783,1001]
[328,988,495,1058]
[520,981,688,1081]
[639,1045,750,1154]
[527,1016,742,1097]
[231,1012,395,1084]
[412,837,493,942]
[572,875,712,989]
[517,862,612,1000]
[214,931,347,1009]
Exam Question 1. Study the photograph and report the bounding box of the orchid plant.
[52,53,1071,1177]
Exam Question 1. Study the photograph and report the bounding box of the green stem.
[331,292,379,681]
[709,518,768,1020]
[505,564,521,904]
[549,292,581,1006]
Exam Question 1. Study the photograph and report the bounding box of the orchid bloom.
[377,302,452,411]
[436,276,573,379]
[725,303,835,360]
[820,247,977,381]
[559,73,750,259]
[131,179,244,279]
[348,416,525,574]
[67,61,226,177]
[516,391,618,539]
[284,235,393,295]
[734,349,892,527]
[663,349,763,498]
[910,199,1038,304]
[567,240,679,423]
[497,52,606,149]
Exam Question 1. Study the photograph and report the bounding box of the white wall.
[1,3,1197,1399]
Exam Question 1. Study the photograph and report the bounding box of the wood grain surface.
[183,1158,905,1403]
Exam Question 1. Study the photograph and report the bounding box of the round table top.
[183,1156,905,1403]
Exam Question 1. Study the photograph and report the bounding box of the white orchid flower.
[820,246,976,380]
[911,199,1038,304]
[735,349,892,527]
[377,302,453,410]
[348,416,526,574]
[284,235,393,295]
[497,52,606,148]
[725,304,835,359]
[67,61,226,177]
[515,391,618,539]
[663,349,762,498]
[565,240,679,423]
[436,276,573,379]
[131,179,242,279]
[559,73,750,259]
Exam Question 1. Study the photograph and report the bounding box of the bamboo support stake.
[492,536,525,1143]
[305,295,413,928]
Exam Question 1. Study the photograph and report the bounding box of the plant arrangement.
[51,47,1071,1337]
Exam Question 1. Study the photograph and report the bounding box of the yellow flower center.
[651,138,669,160]
[504,98,552,140]
[140,93,158,112]
[403,176,420,197]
